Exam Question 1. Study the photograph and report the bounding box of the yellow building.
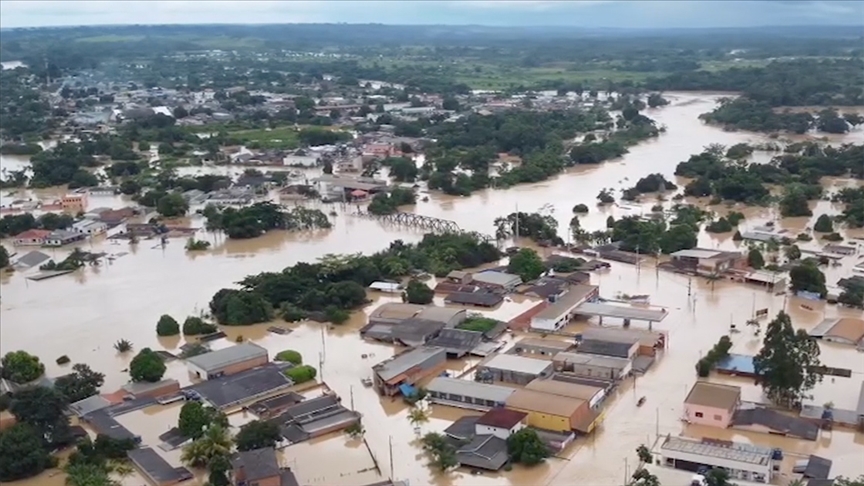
[505,388,588,433]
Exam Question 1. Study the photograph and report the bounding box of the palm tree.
[64,463,120,486]
[113,339,133,353]
[181,425,233,468]
[407,407,429,430]
[629,468,660,486]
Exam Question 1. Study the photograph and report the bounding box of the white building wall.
[588,389,606,409]
[475,423,525,440]
[187,363,209,380]
[531,314,569,331]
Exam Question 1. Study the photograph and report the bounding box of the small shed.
[369,281,403,293]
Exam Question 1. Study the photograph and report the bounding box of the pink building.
[683,381,741,428]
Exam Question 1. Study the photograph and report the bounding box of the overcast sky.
[1,1,862,29]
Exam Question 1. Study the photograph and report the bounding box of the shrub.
[813,214,833,233]
[706,217,733,233]
[572,204,589,213]
[822,232,843,241]
[56,355,70,365]
[129,348,166,383]
[280,303,307,322]
[747,248,765,269]
[796,232,813,242]
[284,365,317,384]
[113,339,133,353]
[726,211,745,226]
[182,317,218,336]
[0,351,45,383]
[325,306,350,324]
[695,335,732,377]
[275,350,303,365]
[156,315,180,336]
[403,280,433,305]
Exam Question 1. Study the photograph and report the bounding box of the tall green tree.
[754,311,823,407]
[54,363,105,403]
[507,428,549,466]
[789,260,827,297]
[156,315,180,336]
[507,248,545,282]
[178,402,227,440]
[129,348,166,383]
[402,279,433,305]
[813,214,834,232]
[747,248,765,269]
[234,420,281,451]
[629,468,661,486]
[10,387,72,447]
[207,454,231,486]
[156,192,189,218]
[1,350,45,383]
[0,423,53,481]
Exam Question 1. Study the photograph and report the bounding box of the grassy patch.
[229,127,300,150]
[457,317,500,334]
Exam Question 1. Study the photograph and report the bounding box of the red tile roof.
[476,408,527,429]
[14,229,51,240]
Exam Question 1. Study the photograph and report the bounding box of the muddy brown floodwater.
[2,93,863,486]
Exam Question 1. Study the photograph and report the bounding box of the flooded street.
[2,92,863,486]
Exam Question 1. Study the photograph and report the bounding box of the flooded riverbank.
[2,92,863,486]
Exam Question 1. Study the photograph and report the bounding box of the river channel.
[1,92,863,486]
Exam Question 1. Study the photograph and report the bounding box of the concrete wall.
[683,403,733,428]
[568,361,630,381]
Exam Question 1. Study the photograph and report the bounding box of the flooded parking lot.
[2,92,863,486]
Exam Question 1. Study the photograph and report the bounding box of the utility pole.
[687,277,692,298]
[318,352,324,381]
[320,324,326,360]
[515,202,520,244]
[624,457,629,486]
[389,436,394,479]
[655,407,659,439]
[349,385,355,411]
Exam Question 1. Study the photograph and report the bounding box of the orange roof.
[826,318,864,344]
[14,229,51,239]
